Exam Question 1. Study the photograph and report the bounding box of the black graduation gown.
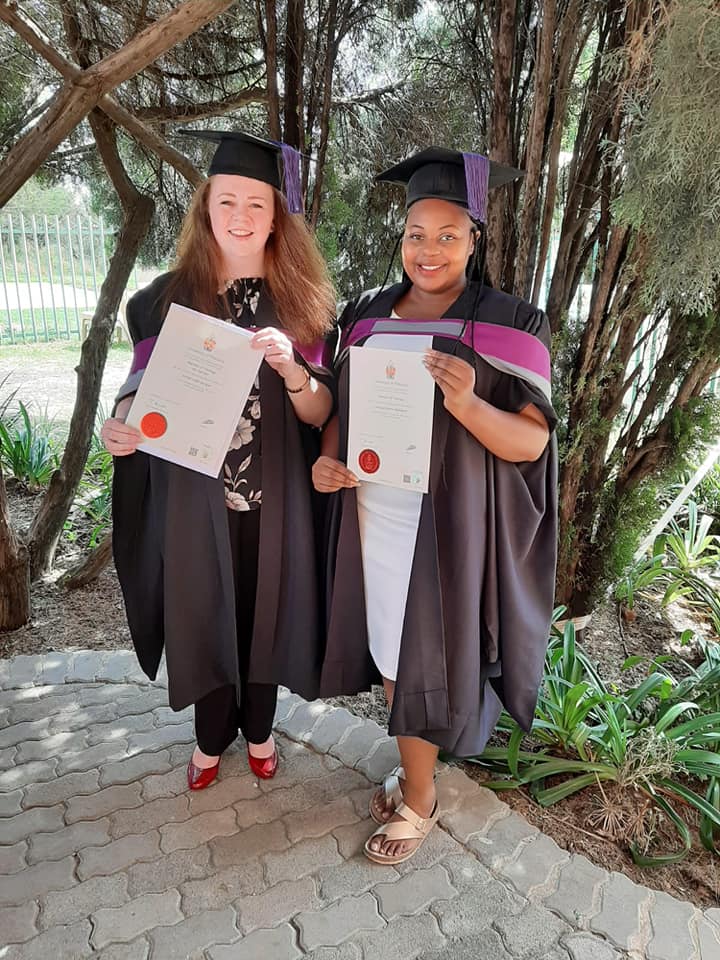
[320,279,558,757]
[111,272,333,711]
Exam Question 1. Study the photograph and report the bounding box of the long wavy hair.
[162,178,335,344]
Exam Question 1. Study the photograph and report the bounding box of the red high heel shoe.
[187,758,220,790]
[247,745,278,779]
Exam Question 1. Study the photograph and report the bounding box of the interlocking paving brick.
[0,902,39,944]
[318,858,398,903]
[431,876,525,937]
[50,703,119,733]
[71,650,105,681]
[29,817,112,863]
[148,907,239,959]
[57,739,128,776]
[264,833,343,886]
[306,707,363,754]
[211,818,289,866]
[304,946,361,960]
[646,892,696,960]
[207,923,301,960]
[500,832,570,898]
[160,806,237,853]
[110,794,189,839]
[22,769,100,810]
[544,855,609,926]
[5,655,42,689]
[152,705,193,726]
[0,855,77,906]
[93,938,150,959]
[440,789,511,848]
[10,692,77,722]
[180,859,266,916]
[17,728,88,763]
[91,890,183,949]
[284,795,359,843]
[273,690,304,727]
[238,876,318,933]
[87,712,156,747]
[1,758,58,791]
[126,721,194,754]
[334,818,378,858]
[2,804,65,845]
[281,698,331,741]
[259,749,338,791]
[0,788,23,816]
[373,864,457,920]
[420,929,513,960]
[2,919,93,959]
[0,840,28,874]
[40,874,129,929]
[495,904,572,956]
[355,914,446,960]
[356,737,402,783]
[188,773,259,815]
[38,652,74,685]
[128,845,213,898]
[81,684,163,709]
[589,871,649,950]
[65,782,144,824]
[139,764,188,801]
[296,892,385,951]
[78,831,162,880]
[96,650,144,683]
[440,852,493,891]
[0,744,18,769]
[467,811,539,868]
[696,915,720,960]
[564,933,624,960]
[99,749,172,787]
[393,825,464,876]
[328,720,386,769]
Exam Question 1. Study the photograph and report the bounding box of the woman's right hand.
[100,417,142,457]
[312,456,360,493]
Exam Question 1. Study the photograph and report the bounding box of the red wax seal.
[140,411,167,438]
[358,448,380,474]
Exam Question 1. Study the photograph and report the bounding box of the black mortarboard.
[376,148,523,223]
[180,129,303,213]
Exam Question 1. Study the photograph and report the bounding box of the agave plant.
[0,401,60,488]
[471,622,720,866]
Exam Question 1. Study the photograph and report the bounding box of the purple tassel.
[462,152,490,222]
[280,143,303,214]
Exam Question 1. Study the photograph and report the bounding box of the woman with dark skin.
[314,149,557,863]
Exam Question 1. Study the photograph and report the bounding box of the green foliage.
[5,179,89,219]
[616,1,720,311]
[65,414,114,550]
[0,401,60,489]
[470,621,720,865]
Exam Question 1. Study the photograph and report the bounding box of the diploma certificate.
[348,336,435,493]
[126,302,263,478]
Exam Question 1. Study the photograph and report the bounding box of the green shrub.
[0,401,59,488]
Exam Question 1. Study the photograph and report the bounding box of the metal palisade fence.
[0,212,140,344]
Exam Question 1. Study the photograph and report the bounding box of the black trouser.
[194,508,278,755]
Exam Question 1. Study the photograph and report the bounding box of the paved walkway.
[1,651,719,960]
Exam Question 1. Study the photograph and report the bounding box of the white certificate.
[126,302,263,477]
[348,336,435,493]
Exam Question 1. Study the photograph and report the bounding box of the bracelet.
[285,368,312,394]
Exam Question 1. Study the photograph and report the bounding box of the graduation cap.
[376,148,523,223]
[180,129,304,214]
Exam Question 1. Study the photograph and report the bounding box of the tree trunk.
[283,0,305,149]
[486,0,517,287]
[309,0,339,227]
[60,532,113,589]
[263,0,282,139]
[0,0,232,205]
[27,193,154,578]
[0,467,31,632]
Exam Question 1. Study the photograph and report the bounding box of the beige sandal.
[369,766,405,825]
[364,799,440,865]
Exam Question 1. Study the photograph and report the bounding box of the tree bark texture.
[0,467,31,632]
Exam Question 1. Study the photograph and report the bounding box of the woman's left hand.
[251,327,298,379]
[423,349,476,413]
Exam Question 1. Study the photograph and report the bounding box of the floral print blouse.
[223,278,263,512]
